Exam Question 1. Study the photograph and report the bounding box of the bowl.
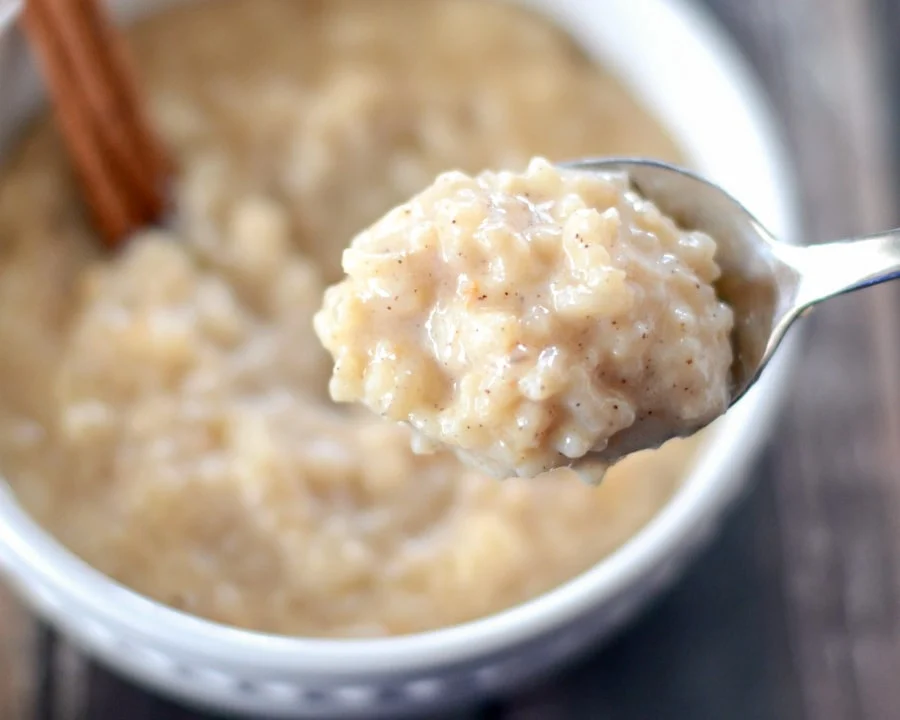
[0,0,800,717]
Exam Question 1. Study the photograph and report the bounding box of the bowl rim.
[0,0,800,675]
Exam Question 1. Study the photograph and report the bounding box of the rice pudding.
[0,0,700,636]
[316,158,734,479]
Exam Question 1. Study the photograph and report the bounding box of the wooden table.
[2,0,899,718]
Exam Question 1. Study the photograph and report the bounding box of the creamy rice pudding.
[0,0,700,636]
[316,158,733,479]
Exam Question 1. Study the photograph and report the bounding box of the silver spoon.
[562,157,900,468]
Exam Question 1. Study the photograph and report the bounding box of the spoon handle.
[792,229,900,306]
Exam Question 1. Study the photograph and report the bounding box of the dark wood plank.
[34,625,57,720]
[0,585,32,720]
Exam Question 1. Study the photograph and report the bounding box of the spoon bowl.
[562,158,900,466]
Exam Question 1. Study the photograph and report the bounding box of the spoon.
[562,157,900,467]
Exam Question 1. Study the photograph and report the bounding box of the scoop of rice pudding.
[316,158,734,479]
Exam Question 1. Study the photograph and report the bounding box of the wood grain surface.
[1,0,899,718]
[710,1,900,719]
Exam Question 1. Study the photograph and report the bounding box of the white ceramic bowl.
[0,0,800,717]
